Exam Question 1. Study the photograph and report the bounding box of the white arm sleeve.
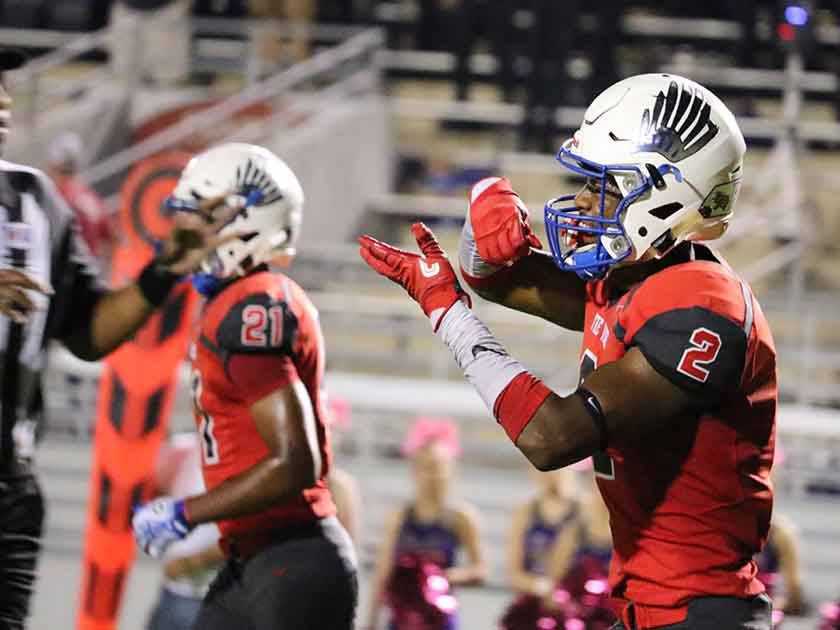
[436,300,527,411]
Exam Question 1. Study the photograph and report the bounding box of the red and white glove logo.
[418,260,441,278]
[469,177,543,265]
[359,222,470,331]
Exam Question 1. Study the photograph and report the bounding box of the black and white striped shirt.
[0,159,104,469]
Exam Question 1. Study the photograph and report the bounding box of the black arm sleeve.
[47,221,107,357]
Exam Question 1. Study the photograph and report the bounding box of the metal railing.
[0,26,98,52]
[3,28,110,129]
[390,92,840,145]
[2,20,380,136]
[79,26,384,187]
[3,28,109,81]
[224,65,380,146]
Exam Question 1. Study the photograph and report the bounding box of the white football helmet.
[167,142,304,282]
[544,73,746,280]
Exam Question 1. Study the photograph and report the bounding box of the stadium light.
[776,1,815,53]
[784,5,810,27]
[777,22,796,42]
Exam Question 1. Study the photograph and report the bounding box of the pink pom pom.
[401,416,461,458]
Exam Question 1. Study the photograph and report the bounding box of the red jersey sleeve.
[226,353,299,405]
[616,263,751,402]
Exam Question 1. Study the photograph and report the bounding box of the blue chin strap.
[163,188,265,297]
[544,147,681,280]
[191,273,224,297]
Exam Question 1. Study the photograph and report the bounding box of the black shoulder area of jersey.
[216,292,298,355]
[632,306,747,404]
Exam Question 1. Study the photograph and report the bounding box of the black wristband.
[575,387,609,452]
[137,260,181,306]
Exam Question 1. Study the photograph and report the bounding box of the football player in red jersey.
[359,74,777,630]
[132,143,357,629]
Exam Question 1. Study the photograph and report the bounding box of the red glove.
[359,223,470,331]
[469,177,542,266]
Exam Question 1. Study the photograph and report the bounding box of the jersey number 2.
[676,327,722,383]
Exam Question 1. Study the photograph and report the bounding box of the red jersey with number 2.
[580,252,777,627]
[190,271,335,540]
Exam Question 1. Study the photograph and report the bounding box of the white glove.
[132,497,193,559]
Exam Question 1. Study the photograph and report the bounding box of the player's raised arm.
[459,177,586,331]
[358,223,750,471]
[57,194,245,361]
[358,222,597,468]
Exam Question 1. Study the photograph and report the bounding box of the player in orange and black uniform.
[359,74,777,629]
[132,143,357,630]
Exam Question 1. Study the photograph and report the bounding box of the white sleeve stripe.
[739,280,754,336]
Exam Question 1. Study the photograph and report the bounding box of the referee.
[0,48,234,629]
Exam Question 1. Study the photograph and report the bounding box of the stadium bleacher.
[2,2,839,628]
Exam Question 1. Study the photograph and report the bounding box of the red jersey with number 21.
[580,250,777,628]
[190,271,335,540]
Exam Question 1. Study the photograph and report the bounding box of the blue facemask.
[543,146,682,280]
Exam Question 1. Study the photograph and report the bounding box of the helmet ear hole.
[648,202,683,220]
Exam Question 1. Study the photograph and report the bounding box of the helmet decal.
[637,81,719,162]
[699,179,741,219]
[235,158,285,206]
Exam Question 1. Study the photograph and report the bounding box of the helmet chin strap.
[191,273,224,297]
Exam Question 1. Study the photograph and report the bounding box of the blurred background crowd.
[1,0,839,628]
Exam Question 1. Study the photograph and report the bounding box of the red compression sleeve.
[493,372,552,442]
